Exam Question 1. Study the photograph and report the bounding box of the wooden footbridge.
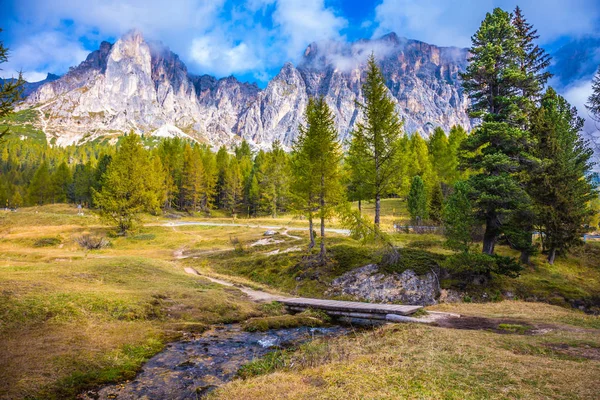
[279,297,423,322]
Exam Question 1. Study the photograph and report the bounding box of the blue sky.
[1,0,598,85]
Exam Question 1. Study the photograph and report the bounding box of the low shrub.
[33,236,62,247]
[382,248,446,275]
[75,234,110,250]
[443,252,522,279]
[406,239,442,249]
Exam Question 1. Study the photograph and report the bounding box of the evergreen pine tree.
[443,181,477,253]
[512,6,552,103]
[180,144,205,211]
[93,133,162,234]
[447,125,468,184]
[215,146,230,208]
[291,97,343,261]
[348,55,403,227]
[428,127,453,184]
[530,88,596,264]
[223,157,243,217]
[407,176,428,222]
[200,146,217,211]
[587,66,600,122]
[460,8,533,254]
[0,29,24,141]
[51,161,72,203]
[429,182,444,224]
[261,140,290,218]
[28,161,51,205]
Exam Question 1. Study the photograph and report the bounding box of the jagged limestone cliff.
[23,31,471,147]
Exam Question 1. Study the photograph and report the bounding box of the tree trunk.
[358,199,362,215]
[519,250,530,265]
[482,215,498,255]
[374,193,381,226]
[308,214,315,250]
[519,231,533,264]
[319,213,326,264]
[548,247,557,264]
[319,172,326,264]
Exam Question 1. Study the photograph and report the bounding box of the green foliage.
[291,96,344,260]
[460,7,528,123]
[237,350,287,379]
[407,175,428,221]
[428,127,453,184]
[93,133,165,234]
[429,182,444,224]
[529,88,596,263]
[443,252,522,278]
[381,248,446,275]
[33,236,62,247]
[0,29,25,141]
[443,181,478,253]
[348,55,403,226]
[28,161,52,205]
[587,66,600,121]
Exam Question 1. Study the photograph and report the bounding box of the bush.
[75,234,110,250]
[443,252,522,279]
[33,237,61,247]
[407,239,442,249]
[381,248,446,275]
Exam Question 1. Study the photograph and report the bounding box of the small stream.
[84,324,350,400]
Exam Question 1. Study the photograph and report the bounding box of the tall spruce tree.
[291,97,343,261]
[93,133,162,234]
[180,144,205,211]
[507,6,552,263]
[28,161,51,205]
[460,8,533,254]
[348,55,403,227]
[261,140,290,218]
[428,127,453,184]
[443,181,477,253]
[52,161,72,203]
[587,66,600,122]
[0,29,24,141]
[530,88,596,264]
[512,6,552,103]
[407,176,428,222]
[429,182,444,224]
[223,157,243,217]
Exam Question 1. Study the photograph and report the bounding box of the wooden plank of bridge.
[279,297,422,316]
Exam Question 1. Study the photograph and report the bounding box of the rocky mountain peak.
[23,31,472,147]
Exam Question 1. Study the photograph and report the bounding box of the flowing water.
[84,324,350,399]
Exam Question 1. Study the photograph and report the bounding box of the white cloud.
[270,0,347,59]
[190,35,263,75]
[1,31,88,81]
[372,0,600,47]
[3,0,348,82]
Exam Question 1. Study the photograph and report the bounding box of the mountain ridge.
[20,30,472,147]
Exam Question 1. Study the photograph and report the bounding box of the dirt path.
[165,221,351,235]
[184,267,286,302]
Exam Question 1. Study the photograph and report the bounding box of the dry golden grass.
[0,205,266,399]
[212,302,600,400]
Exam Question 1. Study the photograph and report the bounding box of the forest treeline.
[0,124,466,220]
